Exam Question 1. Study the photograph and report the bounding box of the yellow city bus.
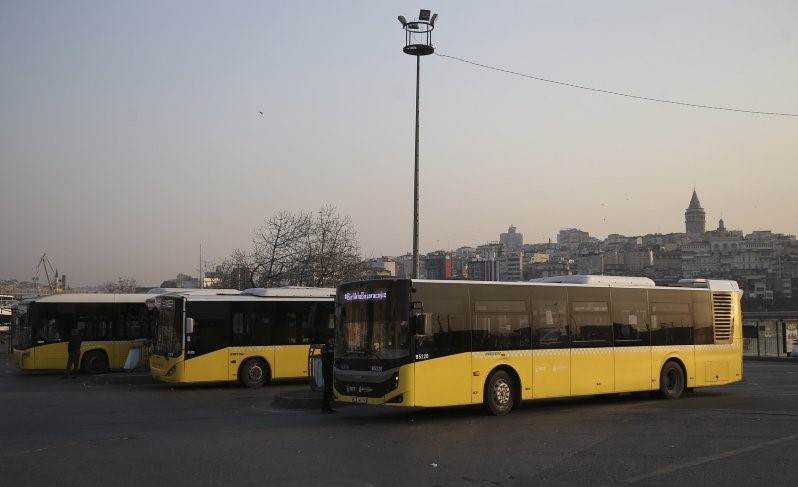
[333,276,743,415]
[12,293,159,374]
[149,287,335,387]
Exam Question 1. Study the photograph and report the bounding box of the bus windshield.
[337,280,411,361]
[12,303,31,349]
[153,296,182,356]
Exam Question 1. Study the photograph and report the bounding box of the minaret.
[685,188,706,235]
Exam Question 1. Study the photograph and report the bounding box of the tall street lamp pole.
[399,10,437,279]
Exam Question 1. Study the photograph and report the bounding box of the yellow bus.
[334,276,743,415]
[12,293,159,374]
[149,287,335,387]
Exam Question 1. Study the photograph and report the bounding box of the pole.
[412,54,421,279]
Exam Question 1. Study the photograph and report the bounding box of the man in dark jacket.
[63,329,82,379]
[320,334,335,413]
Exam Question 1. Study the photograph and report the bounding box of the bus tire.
[240,358,269,388]
[484,370,514,416]
[659,361,685,399]
[81,350,109,375]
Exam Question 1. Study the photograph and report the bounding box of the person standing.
[63,329,82,379]
[320,334,335,413]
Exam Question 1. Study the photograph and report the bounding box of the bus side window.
[570,301,612,347]
[531,299,569,349]
[47,319,60,341]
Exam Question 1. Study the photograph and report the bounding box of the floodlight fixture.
[400,9,435,56]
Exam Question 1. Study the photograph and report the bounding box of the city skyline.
[2,2,797,286]
[3,187,795,289]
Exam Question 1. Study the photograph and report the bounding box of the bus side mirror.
[186,318,195,335]
[413,314,430,335]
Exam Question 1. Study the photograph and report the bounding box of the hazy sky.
[2,1,797,287]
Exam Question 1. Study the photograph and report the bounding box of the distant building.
[160,278,199,289]
[685,189,706,236]
[395,254,416,279]
[526,260,573,279]
[424,251,452,280]
[451,247,475,278]
[364,257,398,277]
[476,242,502,259]
[499,251,524,281]
[557,228,599,252]
[202,272,222,289]
[500,225,523,252]
[469,256,500,281]
[374,186,798,300]
[625,249,654,273]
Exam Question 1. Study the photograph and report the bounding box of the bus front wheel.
[484,370,515,416]
[240,358,269,388]
[659,361,685,399]
[81,350,109,374]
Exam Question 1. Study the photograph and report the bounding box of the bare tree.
[251,206,366,288]
[305,205,365,287]
[101,277,139,293]
[206,249,256,290]
[252,210,311,287]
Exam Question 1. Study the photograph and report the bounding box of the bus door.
[611,292,652,393]
[569,296,615,395]
[531,330,571,399]
[531,294,571,398]
[34,318,67,369]
[414,312,472,407]
[185,315,230,382]
[230,311,276,381]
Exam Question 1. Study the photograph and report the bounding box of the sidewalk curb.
[744,355,798,363]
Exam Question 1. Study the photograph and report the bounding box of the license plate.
[352,396,368,404]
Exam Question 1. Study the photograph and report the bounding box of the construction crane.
[36,253,63,293]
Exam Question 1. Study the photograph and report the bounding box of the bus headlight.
[165,366,177,377]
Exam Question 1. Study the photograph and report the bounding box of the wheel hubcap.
[249,366,263,382]
[493,379,510,406]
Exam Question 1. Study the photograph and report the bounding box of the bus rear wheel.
[484,370,514,416]
[240,358,269,388]
[659,361,685,399]
[81,350,109,375]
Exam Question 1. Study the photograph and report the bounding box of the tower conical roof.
[688,189,703,210]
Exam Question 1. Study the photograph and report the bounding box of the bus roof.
[529,275,656,287]
[159,287,335,302]
[242,287,336,298]
[392,276,741,292]
[154,288,241,296]
[676,278,740,291]
[18,293,162,304]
